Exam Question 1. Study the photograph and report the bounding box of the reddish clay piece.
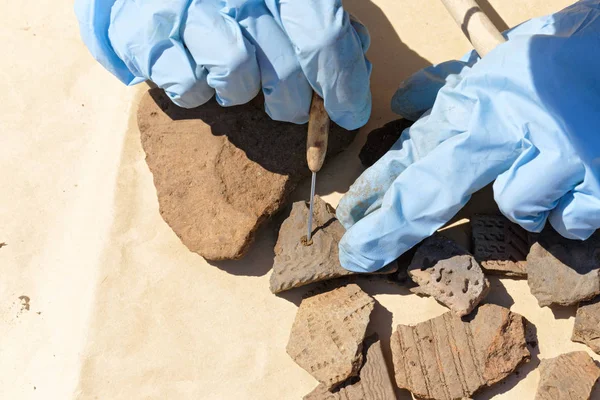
[138,89,355,260]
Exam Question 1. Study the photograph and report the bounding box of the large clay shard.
[270,197,396,294]
[471,215,528,277]
[408,236,490,316]
[391,304,530,400]
[527,227,600,307]
[303,335,396,400]
[572,297,600,354]
[535,351,600,400]
[359,119,414,167]
[287,284,375,390]
[138,89,355,260]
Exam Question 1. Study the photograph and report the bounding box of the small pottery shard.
[408,236,490,317]
[359,119,414,168]
[526,227,600,307]
[138,89,355,260]
[269,197,396,294]
[535,351,600,400]
[287,284,375,390]
[391,304,530,400]
[303,335,396,400]
[572,297,600,354]
[471,215,528,277]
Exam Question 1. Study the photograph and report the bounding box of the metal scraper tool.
[303,91,330,246]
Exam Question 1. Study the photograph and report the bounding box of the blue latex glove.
[74,0,372,130]
[337,0,600,272]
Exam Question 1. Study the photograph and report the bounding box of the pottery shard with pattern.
[572,297,600,354]
[390,304,530,400]
[269,197,396,294]
[409,236,490,317]
[535,352,600,400]
[303,335,396,400]
[287,284,375,390]
[471,215,528,277]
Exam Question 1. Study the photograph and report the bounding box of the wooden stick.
[306,92,330,173]
[439,0,506,56]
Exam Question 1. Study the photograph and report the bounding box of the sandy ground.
[2,0,598,399]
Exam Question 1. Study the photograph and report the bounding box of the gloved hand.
[74,0,372,130]
[337,0,600,272]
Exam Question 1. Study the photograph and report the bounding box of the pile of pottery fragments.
[138,91,600,399]
[276,196,600,400]
[269,123,600,399]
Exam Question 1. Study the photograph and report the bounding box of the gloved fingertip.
[261,71,312,124]
[335,200,354,230]
[506,212,548,234]
[495,190,549,233]
[165,85,215,109]
[548,215,594,241]
[338,239,383,273]
[264,102,309,124]
[391,61,471,121]
[160,70,216,109]
[327,92,372,131]
[548,190,600,241]
[391,88,430,122]
[211,56,261,107]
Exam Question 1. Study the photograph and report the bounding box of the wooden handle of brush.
[306,91,330,173]
[439,0,506,56]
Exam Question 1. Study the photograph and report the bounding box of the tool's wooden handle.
[439,0,505,56]
[306,92,329,173]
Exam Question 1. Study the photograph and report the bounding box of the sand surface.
[2,0,598,399]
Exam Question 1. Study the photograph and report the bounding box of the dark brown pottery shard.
[535,351,600,400]
[527,227,600,307]
[269,196,396,294]
[303,335,396,400]
[390,304,529,400]
[359,119,414,168]
[287,284,375,390]
[408,236,489,316]
[471,215,528,277]
[138,89,355,260]
[572,297,600,354]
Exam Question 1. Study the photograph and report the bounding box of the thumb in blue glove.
[74,0,372,130]
[337,0,600,273]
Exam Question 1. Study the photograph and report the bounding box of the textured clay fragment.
[287,284,375,390]
[572,297,600,354]
[527,227,600,307]
[303,335,396,400]
[391,304,530,400]
[359,119,414,167]
[535,351,600,400]
[471,215,528,277]
[408,236,490,316]
[269,197,396,294]
[138,89,354,260]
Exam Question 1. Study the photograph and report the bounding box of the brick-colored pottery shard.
[535,351,600,400]
[572,297,600,354]
[303,335,396,400]
[471,215,528,277]
[408,236,490,317]
[270,197,396,294]
[391,304,530,400]
[527,227,600,307]
[138,89,355,260]
[287,284,375,390]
